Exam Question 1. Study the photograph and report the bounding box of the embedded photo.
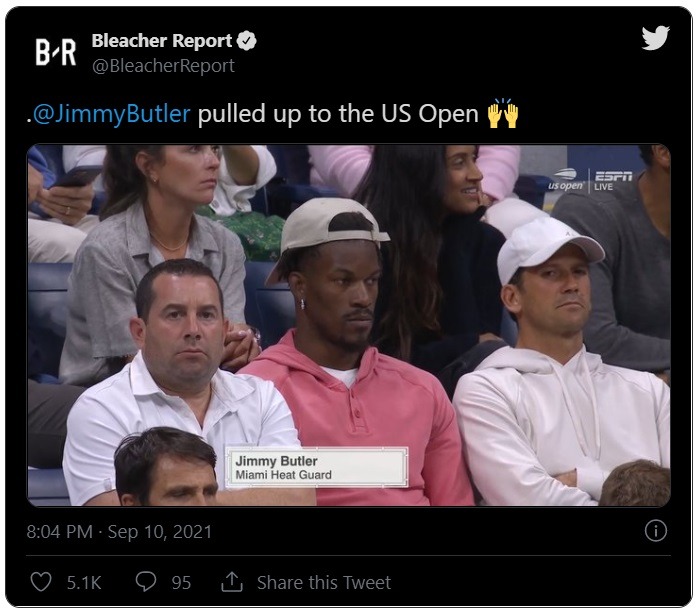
[27,144,670,509]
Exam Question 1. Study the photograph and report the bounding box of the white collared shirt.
[63,352,300,505]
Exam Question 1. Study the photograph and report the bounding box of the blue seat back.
[244,261,296,346]
[28,263,72,377]
[243,260,275,331]
[513,174,552,209]
[268,144,314,184]
[249,185,269,215]
[28,468,70,506]
[256,288,296,347]
[265,145,340,218]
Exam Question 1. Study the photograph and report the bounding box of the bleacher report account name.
[93,33,238,51]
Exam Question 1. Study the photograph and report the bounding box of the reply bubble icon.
[135,571,157,592]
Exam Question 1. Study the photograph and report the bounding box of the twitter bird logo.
[642,25,670,51]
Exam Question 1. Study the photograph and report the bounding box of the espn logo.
[594,171,633,182]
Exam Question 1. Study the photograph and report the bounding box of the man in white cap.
[240,198,474,506]
[452,217,670,506]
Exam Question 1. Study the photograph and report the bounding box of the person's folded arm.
[453,373,598,506]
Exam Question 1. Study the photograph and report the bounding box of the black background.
[8,5,690,607]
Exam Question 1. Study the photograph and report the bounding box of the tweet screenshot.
[9,5,688,608]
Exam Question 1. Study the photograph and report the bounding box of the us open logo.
[36,38,76,66]
[548,168,583,191]
[553,168,577,181]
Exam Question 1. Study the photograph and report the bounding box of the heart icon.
[30,572,52,592]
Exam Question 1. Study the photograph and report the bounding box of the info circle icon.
[644,519,668,543]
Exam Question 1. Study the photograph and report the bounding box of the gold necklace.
[149,231,189,252]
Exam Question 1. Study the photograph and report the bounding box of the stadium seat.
[266,145,340,218]
[256,288,296,347]
[27,468,70,507]
[244,261,295,346]
[513,174,552,209]
[244,260,275,331]
[248,185,269,216]
[28,262,72,377]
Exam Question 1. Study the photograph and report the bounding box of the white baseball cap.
[266,198,390,285]
[497,217,605,285]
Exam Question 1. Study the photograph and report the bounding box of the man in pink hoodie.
[240,197,474,506]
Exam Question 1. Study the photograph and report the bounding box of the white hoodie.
[453,346,670,506]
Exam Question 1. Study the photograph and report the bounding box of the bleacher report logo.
[36,38,76,66]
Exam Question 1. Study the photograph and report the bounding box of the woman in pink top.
[309,145,547,238]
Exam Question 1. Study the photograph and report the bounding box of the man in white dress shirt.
[63,258,315,506]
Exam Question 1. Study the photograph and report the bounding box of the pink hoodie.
[240,331,474,506]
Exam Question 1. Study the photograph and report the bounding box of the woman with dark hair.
[60,145,260,387]
[354,144,505,376]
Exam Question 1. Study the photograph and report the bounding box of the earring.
[300,298,306,310]
[150,175,158,184]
